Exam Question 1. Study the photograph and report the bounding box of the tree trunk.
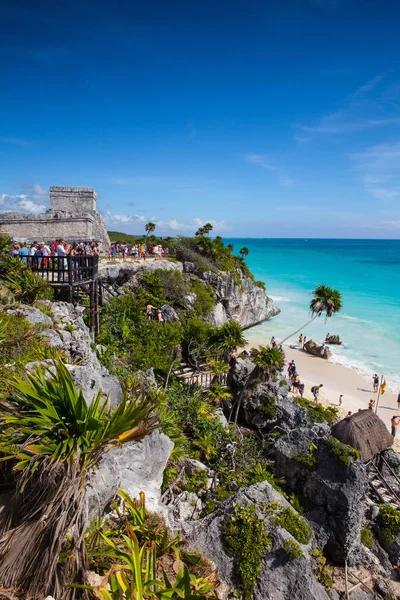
[279,314,318,346]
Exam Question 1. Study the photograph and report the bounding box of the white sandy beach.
[245,336,400,445]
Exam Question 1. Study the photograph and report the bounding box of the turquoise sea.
[224,239,400,392]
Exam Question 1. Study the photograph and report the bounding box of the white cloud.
[350,141,400,201]
[0,183,49,214]
[297,72,400,136]
[157,217,228,232]
[104,212,147,224]
[246,154,277,170]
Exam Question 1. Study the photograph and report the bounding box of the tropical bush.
[0,361,158,599]
[222,503,270,599]
[0,254,53,304]
[325,436,360,465]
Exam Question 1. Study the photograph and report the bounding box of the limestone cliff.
[99,259,279,329]
[200,270,280,329]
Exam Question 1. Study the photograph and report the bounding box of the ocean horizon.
[223,238,400,393]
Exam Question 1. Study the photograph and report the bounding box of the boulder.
[304,340,332,360]
[177,481,330,600]
[227,357,256,391]
[160,304,180,322]
[65,365,123,409]
[275,428,368,563]
[84,429,174,522]
[6,304,52,327]
[168,492,203,521]
[40,301,101,369]
[325,335,341,345]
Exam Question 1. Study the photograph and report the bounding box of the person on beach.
[325,333,330,343]
[397,392,400,410]
[391,415,400,437]
[347,411,352,417]
[373,374,379,393]
[298,382,305,398]
[368,399,375,411]
[311,384,323,404]
[288,360,296,378]
[303,336,307,348]
[271,336,275,346]
[338,394,343,407]
[298,334,303,347]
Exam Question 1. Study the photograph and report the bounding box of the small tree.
[239,247,249,258]
[145,222,156,237]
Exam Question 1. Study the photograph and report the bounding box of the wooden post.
[375,374,384,414]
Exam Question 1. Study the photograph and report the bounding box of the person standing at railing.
[18,243,29,264]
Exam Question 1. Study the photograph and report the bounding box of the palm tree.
[227,244,234,253]
[207,382,232,406]
[145,222,156,237]
[210,321,247,355]
[202,223,213,236]
[279,284,342,345]
[252,345,284,371]
[0,361,158,599]
[239,247,249,258]
[208,358,229,384]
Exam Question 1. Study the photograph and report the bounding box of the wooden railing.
[24,255,99,284]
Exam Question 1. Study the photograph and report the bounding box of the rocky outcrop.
[177,481,330,600]
[326,335,341,345]
[201,271,279,329]
[99,260,183,287]
[6,303,53,327]
[304,340,332,360]
[85,429,174,522]
[99,259,279,330]
[275,428,368,563]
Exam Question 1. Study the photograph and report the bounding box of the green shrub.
[361,523,374,548]
[257,396,277,418]
[293,397,338,426]
[325,437,360,465]
[190,280,215,318]
[184,468,208,494]
[293,442,319,471]
[283,539,303,559]
[276,506,313,544]
[222,503,271,599]
[377,505,400,545]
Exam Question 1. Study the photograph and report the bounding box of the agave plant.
[206,382,232,406]
[0,361,159,599]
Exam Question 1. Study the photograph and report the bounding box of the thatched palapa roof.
[331,409,393,461]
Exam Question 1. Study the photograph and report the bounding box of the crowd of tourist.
[108,243,169,260]
[11,240,100,261]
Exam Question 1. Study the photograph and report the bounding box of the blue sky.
[1,0,400,238]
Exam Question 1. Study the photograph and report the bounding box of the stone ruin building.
[0,186,110,250]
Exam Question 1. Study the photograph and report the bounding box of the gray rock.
[276,430,368,564]
[227,357,256,391]
[99,260,183,287]
[304,340,332,360]
[325,335,341,345]
[177,481,329,600]
[6,304,53,327]
[160,304,180,322]
[65,365,123,409]
[202,270,280,329]
[183,261,196,273]
[39,328,65,348]
[85,430,174,522]
[169,492,203,521]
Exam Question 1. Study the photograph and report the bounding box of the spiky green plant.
[207,383,232,406]
[251,345,284,371]
[0,361,158,599]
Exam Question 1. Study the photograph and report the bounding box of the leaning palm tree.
[279,284,342,345]
[145,222,156,237]
[239,247,249,258]
[0,361,158,599]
